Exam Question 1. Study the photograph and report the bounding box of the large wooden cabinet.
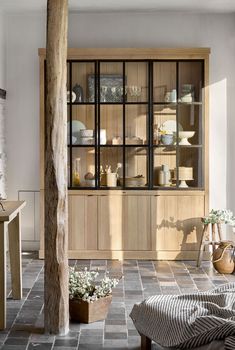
[39,48,210,260]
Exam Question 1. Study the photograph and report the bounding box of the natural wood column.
[44,0,69,335]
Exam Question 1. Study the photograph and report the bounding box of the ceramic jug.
[212,241,235,274]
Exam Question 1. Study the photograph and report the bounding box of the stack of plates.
[79,129,94,145]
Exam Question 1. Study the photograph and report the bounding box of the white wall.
[4,12,235,246]
[0,11,6,89]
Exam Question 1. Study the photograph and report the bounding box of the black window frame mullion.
[201,60,205,189]
[122,61,126,189]
[176,61,179,188]
[94,60,98,189]
[148,61,153,189]
[97,61,101,188]
[69,60,73,188]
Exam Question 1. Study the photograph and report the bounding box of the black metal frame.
[67,59,205,191]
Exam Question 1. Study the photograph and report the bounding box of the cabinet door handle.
[88,195,94,197]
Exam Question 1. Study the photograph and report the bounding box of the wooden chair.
[197,219,222,267]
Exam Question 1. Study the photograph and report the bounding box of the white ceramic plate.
[159,120,183,134]
[67,120,86,145]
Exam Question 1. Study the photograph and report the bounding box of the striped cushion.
[130,283,235,349]
[154,340,224,350]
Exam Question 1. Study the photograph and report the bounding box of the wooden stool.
[197,220,222,267]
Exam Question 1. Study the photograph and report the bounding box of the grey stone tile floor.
[1,252,235,349]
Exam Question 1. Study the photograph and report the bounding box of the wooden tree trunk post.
[44,0,69,335]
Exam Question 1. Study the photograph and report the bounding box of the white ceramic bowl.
[178,131,195,145]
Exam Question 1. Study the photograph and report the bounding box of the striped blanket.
[130,283,235,349]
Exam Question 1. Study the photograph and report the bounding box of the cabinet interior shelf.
[153,145,203,148]
[153,102,203,106]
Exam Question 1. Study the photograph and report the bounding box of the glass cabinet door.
[125,62,148,103]
[125,147,148,188]
[153,62,177,103]
[99,62,124,103]
[67,59,204,190]
[153,60,204,189]
[67,61,96,188]
[125,105,148,146]
[178,61,203,103]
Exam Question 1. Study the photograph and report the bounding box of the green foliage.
[202,209,235,225]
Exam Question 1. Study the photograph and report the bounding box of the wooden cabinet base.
[39,249,210,260]
[69,295,112,323]
[39,190,208,261]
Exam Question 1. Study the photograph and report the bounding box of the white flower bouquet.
[203,209,235,226]
[69,267,119,303]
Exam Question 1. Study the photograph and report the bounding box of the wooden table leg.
[197,224,208,267]
[8,213,22,300]
[141,334,152,350]
[0,222,6,330]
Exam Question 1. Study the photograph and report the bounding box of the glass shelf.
[153,102,203,106]
[67,102,96,105]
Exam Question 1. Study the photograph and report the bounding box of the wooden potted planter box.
[69,295,112,323]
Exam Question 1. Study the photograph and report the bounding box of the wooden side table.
[0,201,26,329]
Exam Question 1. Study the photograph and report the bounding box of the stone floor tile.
[53,347,77,350]
[78,345,103,350]
[4,338,28,345]
[104,332,127,339]
[0,346,28,350]
[54,338,78,347]
[27,343,53,350]
[79,336,103,344]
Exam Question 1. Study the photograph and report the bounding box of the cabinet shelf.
[154,102,202,106]
[153,145,203,148]
[153,186,204,190]
[67,102,95,105]
[99,102,148,105]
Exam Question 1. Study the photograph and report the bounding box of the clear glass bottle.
[72,158,81,186]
